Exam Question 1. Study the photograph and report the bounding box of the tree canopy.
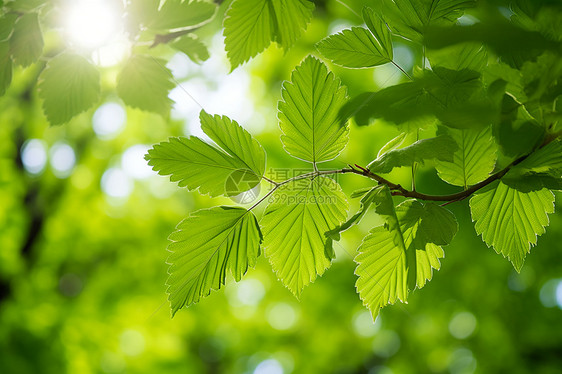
[1,0,562,373]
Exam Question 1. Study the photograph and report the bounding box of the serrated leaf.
[272,0,314,50]
[145,111,266,197]
[355,226,408,319]
[355,190,456,319]
[435,126,497,188]
[368,135,457,174]
[372,0,475,42]
[9,13,43,67]
[223,0,275,69]
[279,56,348,163]
[117,55,174,115]
[317,27,392,69]
[325,186,381,258]
[261,177,348,296]
[171,34,209,63]
[223,0,313,69]
[38,53,100,125]
[0,42,12,96]
[503,139,562,192]
[470,181,554,271]
[148,0,217,31]
[167,206,262,316]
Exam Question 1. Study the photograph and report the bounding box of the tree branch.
[347,154,529,202]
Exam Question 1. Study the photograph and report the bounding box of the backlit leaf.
[171,34,209,63]
[148,0,217,31]
[470,181,554,271]
[261,177,348,296]
[145,111,266,197]
[435,126,497,188]
[167,206,262,316]
[223,0,313,69]
[9,13,43,67]
[0,42,12,96]
[279,56,348,163]
[368,135,457,174]
[38,53,100,125]
[116,55,174,116]
[355,189,456,319]
[272,0,314,50]
[317,7,392,69]
[503,139,562,192]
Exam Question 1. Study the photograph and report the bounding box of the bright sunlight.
[62,0,128,66]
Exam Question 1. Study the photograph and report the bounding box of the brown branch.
[343,154,530,202]
[151,29,197,48]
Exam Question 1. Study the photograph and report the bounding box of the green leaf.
[0,42,12,96]
[355,188,456,318]
[278,56,348,164]
[317,7,392,69]
[435,126,497,188]
[5,0,46,12]
[0,13,18,41]
[325,186,382,258]
[368,135,457,174]
[9,13,43,67]
[503,139,562,192]
[271,0,314,50]
[317,27,392,69]
[261,177,348,296]
[199,110,266,179]
[148,0,217,31]
[428,43,487,72]
[171,34,209,63]
[116,55,174,116]
[424,13,559,65]
[470,181,554,271]
[38,53,100,125]
[224,0,275,69]
[496,95,545,157]
[223,0,313,69]
[342,67,485,127]
[145,111,266,197]
[372,0,475,42]
[355,226,408,319]
[167,206,262,316]
[377,132,408,158]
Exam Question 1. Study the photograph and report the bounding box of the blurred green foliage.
[1,0,562,373]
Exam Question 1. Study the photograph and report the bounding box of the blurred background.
[1,0,562,373]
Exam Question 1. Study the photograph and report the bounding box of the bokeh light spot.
[120,329,145,357]
[101,167,133,199]
[254,359,284,374]
[449,311,477,339]
[352,311,381,337]
[539,278,562,308]
[49,142,76,178]
[267,302,297,331]
[21,139,48,174]
[371,330,400,357]
[93,102,126,139]
[121,145,152,180]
